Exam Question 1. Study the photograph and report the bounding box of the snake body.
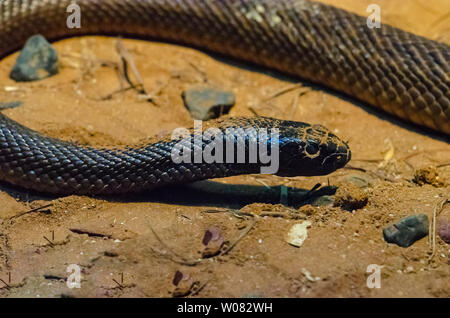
[0,115,350,194]
[0,0,448,194]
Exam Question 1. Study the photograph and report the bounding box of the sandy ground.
[0,0,449,298]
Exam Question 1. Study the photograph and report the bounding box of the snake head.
[275,123,351,177]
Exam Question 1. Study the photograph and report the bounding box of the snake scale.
[0,0,448,194]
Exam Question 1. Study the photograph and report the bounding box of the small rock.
[383,214,429,247]
[339,174,373,188]
[333,183,368,211]
[10,34,58,82]
[172,270,195,297]
[182,85,235,120]
[0,101,22,110]
[311,195,334,206]
[285,221,312,247]
[405,266,415,273]
[201,226,225,258]
[301,268,321,282]
[437,217,450,244]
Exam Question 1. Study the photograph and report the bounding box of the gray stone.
[342,174,373,188]
[10,34,58,82]
[0,101,22,110]
[383,214,429,247]
[182,86,235,120]
[311,195,334,206]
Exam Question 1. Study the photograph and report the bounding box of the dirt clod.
[333,183,369,211]
[413,165,445,187]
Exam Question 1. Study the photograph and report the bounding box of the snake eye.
[305,141,319,156]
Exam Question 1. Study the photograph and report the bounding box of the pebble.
[301,268,320,282]
[437,217,450,244]
[182,85,235,120]
[201,227,224,258]
[285,221,312,247]
[0,101,22,110]
[10,34,58,82]
[383,214,429,247]
[311,195,334,206]
[338,174,373,188]
[171,270,194,297]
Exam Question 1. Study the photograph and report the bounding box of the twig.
[203,209,257,255]
[222,217,256,255]
[203,208,253,219]
[116,38,144,89]
[287,89,310,119]
[146,217,201,266]
[112,279,124,289]
[69,228,113,238]
[350,158,384,163]
[190,279,211,296]
[43,236,55,247]
[400,148,450,166]
[0,278,11,289]
[287,90,300,119]
[263,83,304,102]
[413,0,439,15]
[115,38,155,104]
[188,62,208,83]
[437,162,450,168]
[344,165,401,183]
[259,210,306,220]
[429,12,450,40]
[9,203,53,220]
[99,85,135,100]
[248,107,260,117]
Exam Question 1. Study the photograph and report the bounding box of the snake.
[0,0,448,195]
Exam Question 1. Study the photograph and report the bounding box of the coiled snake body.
[0,0,448,194]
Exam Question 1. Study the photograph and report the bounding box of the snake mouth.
[322,146,351,171]
[315,136,351,174]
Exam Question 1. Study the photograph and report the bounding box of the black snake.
[0,0,448,194]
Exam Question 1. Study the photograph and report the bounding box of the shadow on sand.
[0,180,337,210]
